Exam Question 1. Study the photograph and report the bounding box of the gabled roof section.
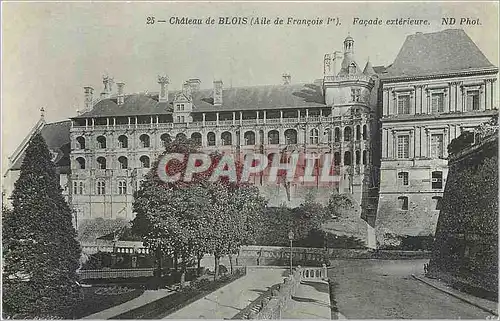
[383,29,496,79]
[73,83,326,118]
[8,120,72,171]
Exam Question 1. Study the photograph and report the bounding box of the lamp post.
[288,230,294,275]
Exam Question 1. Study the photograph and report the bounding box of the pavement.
[164,268,287,319]
[328,259,497,319]
[282,280,332,319]
[412,274,498,316]
[82,288,173,319]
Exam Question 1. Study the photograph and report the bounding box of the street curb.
[411,274,498,316]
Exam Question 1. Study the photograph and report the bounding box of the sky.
[2,1,499,174]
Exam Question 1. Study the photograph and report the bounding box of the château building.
[4,29,498,248]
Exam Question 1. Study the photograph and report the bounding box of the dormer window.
[348,63,356,75]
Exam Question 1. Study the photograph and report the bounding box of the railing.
[77,268,154,280]
[299,265,328,281]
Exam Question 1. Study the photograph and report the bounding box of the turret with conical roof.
[363,58,376,76]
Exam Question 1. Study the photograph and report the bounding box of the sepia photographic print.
[1,1,499,319]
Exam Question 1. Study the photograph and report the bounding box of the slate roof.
[383,29,496,79]
[74,83,326,118]
[10,120,72,170]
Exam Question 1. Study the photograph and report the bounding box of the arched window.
[118,135,128,148]
[268,130,279,145]
[355,150,361,165]
[221,131,232,146]
[76,157,86,169]
[96,157,107,169]
[244,131,256,145]
[362,125,367,140]
[160,133,171,147]
[309,128,319,144]
[267,153,279,165]
[284,129,298,144]
[139,134,150,148]
[356,125,361,140]
[344,127,352,142]
[140,155,150,168]
[97,136,106,149]
[334,128,341,142]
[362,150,368,165]
[118,156,128,169]
[76,136,86,149]
[176,133,186,140]
[334,152,341,165]
[207,132,216,146]
[398,196,409,210]
[344,151,352,166]
[191,132,202,146]
[324,128,333,143]
[432,196,442,210]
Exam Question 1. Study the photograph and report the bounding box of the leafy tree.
[2,133,81,318]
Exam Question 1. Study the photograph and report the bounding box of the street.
[328,259,495,319]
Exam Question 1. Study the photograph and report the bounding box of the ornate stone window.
[284,129,297,144]
[268,130,279,145]
[191,132,202,146]
[140,155,150,168]
[344,151,352,166]
[309,128,319,144]
[96,136,106,149]
[334,128,341,142]
[96,157,107,169]
[139,134,150,148]
[244,131,256,145]
[118,135,128,148]
[161,133,171,146]
[76,136,86,149]
[118,181,127,195]
[207,132,216,146]
[221,131,232,146]
[96,181,106,195]
[351,88,361,102]
[344,127,352,142]
[118,156,128,169]
[430,134,444,158]
[76,157,86,169]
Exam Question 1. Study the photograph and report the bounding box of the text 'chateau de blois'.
[4,29,498,248]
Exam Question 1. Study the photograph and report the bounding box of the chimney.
[117,82,125,105]
[158,75,170,103]
[332,51,343,75]
[183,81,192,99]
[187,78,201,92]
[84,86,94,111]
[282,73,291,85]
[213,80,223,106]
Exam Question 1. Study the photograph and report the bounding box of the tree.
[2,133,81,318]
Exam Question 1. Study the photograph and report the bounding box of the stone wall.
[428,121,498,296]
